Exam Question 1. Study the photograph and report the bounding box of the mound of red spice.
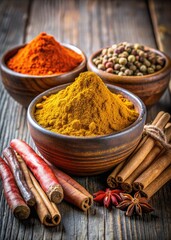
[7,32,83,75]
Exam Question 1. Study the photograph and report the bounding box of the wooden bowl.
[87,47,171,106]
[0,44,87,107]
[27,84,146,176]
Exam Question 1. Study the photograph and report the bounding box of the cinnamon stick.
[107,161,125,188]
[107,112,166,189]
[3,148,36,206]
[47,162,93,211]
[133,150,171,191]
[116,112,170,183]
[29,172,61,225]
[141,165,171,198]
[121,124,171,192]
[17,155,61,226]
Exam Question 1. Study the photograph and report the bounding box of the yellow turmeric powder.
[34,72,138,136]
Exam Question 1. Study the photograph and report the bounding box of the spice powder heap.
[35,72,138,136]
[7,32,83,75]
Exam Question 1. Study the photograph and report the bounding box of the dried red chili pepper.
[93,188,123,208]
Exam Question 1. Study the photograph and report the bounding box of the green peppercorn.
[102,48,107,55]
[98,64,105,70]
[95,59,102,65]
[156,65,162,70]
[134,44,144,50]
[147,67,154,74]
[137,72,143,76]
[103,55,108,60]
[118,72,124,76]
[151,64,156,70]
[129,64,137,71]
[119,57,127,65]
[122,51,129,58]
[139,50,144,57]
[140,65,147,72]
[107,54,113,58]
[108,47,114,54]
[128,55,136,63]
[120,66,126,72]
[144,59,151,67]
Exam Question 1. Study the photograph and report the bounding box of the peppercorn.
[120,66,126,72]
[98,64,105,70]
[92,42,165,76]
[125,69,131,76]
[147,67,154,74]
[129,64,137,71]
[144,59,151,67]
[114,64,120,70]
[122,51,129,58]
[106,68,114,73]
[108,48,114,54]
[102,48,107,56]
[95,59,102,65]
[106,62,113,68]
[140,65,147,72]
[128,55,135,63]
[156,65,162,70]
[119,57,127,65]
[137,72,143,76]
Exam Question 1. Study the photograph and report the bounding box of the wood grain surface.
[0,0,171,239]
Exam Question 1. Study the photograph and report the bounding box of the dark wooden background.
[0,0,171,239]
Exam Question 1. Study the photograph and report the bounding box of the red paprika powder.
[7,32,83,76]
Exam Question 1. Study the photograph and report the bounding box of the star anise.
[93,188,123,208]
[116,192,154,217]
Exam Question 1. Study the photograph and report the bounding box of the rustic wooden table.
[0,0,171,239]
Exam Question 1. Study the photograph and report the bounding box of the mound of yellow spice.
[34,72,138,136]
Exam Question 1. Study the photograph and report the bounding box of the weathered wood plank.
[0,0,171,239]
[148,0,171,108]
[0,1,30,240]
[148,0,171,57]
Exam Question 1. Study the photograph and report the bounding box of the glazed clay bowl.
[27,83,146,176]
[1,43,87,107]
[87,46,171,106]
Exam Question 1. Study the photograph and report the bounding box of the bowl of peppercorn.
[87,42,171,106]
[0,33,87,107]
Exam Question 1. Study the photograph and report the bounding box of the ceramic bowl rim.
[88,45,171,84]
[1,43,87,78]
[27,83,146,141]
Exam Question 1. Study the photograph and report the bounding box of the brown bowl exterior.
[27,84,146,176]
[1,44,87,107]
[87,47,171,106]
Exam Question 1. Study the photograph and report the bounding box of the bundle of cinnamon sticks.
[107,111,171,199]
